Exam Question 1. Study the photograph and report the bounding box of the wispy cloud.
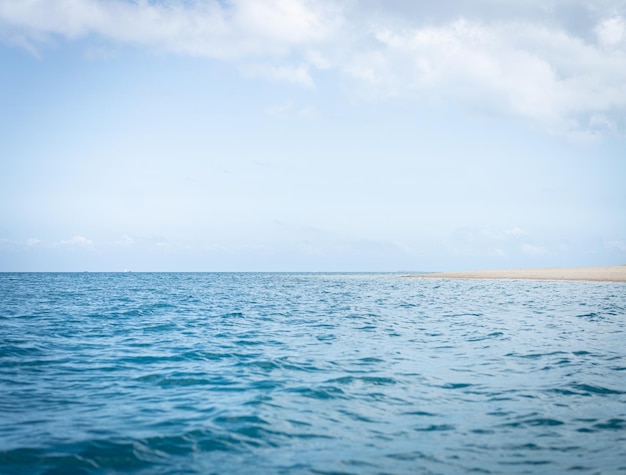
[504,227,529,238]
[446,226,555,261]
[59,235,94,248]
[115,234,135,246]
[607,240,626,252]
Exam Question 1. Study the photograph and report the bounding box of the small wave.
[214,414,269,426]
[220,312,244,318]
[242,359,283,371]
[441,382,473,389]
[576,312,600,319]
[505,351,569,359]
[355,357,384,365]
[157,377,214,388]
[501,417,565,428]
[593,418,625,430]
[467,331,505,342]
[0,344,45,358]
[233,339,264,347]
[570,383,624,395]
[286,386,347,400]
[326,376,397,386]
[414,424,456,432]
[400,411,439,417]
[498,459,552,466]
[385,450,441,463]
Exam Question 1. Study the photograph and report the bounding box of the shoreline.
[410,265,626,282]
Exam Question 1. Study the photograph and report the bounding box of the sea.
[0,272,625,475]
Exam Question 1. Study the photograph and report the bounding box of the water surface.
[1,272,625,474]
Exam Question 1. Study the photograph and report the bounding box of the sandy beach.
[412,265,626,282]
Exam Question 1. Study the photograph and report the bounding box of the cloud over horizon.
[1,0,625,136]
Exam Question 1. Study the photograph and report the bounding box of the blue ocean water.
[0,272,625,475]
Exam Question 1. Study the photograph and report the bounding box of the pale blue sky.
[1,0,625,271]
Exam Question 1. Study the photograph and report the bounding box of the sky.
[0,0,625,272]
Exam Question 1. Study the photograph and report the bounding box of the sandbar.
[411,265,626,282]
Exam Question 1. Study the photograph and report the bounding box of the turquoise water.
[1,272,625,474]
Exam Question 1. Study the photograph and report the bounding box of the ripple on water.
[0,272,625,474]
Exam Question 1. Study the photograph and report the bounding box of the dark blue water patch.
[576,312,600,319]
[355,357,385,365]
[325,375,397,386]
[414,424,456,432]
[467,331,505,342]
[441,382,473,389]
[570,383,624,395]
[401,411,439,417]
[592,418,625,430]
[577,418,626,439]
[505,351,570,359]
[286,386,348,400]
[1,272,625,474]
[525,418,565,427]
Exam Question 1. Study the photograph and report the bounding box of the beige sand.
[412,265,626,282]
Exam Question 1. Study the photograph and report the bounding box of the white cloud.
[0,0,340,58]
[504,227,528,238]
[1,0,625,135]
[0,237,44,248]
[60,235,94,247]
[343,18,626,135]
[112,234,175,249]
[0,238,17,249]
[596,15,626,46]
[115,234,134,246]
